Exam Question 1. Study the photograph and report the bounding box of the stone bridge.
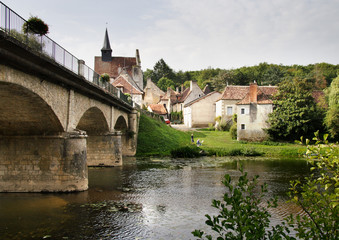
[0,31,139,192]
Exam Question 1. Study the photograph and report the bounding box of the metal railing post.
[78,59,85,77]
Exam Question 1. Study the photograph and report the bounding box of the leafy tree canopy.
[325,76,339,140]
[157,77,175,92]
[266,77,326,141]
[144,60,338,93]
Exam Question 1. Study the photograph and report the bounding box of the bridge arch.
[114,115,128,131]
[76,107,109,134]
[0,82,64,135]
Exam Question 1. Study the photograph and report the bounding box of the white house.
[236,83,277,141]
[215,86,249,120]
[184,91,221,128]
[158,81,205,120]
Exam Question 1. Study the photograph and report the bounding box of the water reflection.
[0,157,309,239]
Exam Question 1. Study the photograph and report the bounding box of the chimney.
[181,84,184,93]
[135,49,141,66]
[176,87,179,92]
[249,82,258,103]
[190,81,193,91]
[167,87,171,97]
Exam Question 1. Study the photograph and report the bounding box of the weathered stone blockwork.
[0,134,88,192]
[87,132,122,166]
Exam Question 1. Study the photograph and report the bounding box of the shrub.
[230,124,237,140]
[242,147,263,156]
[170,146,201,158]
[216,119,231,131]
[9,29,43,52]
[230,114,237,139]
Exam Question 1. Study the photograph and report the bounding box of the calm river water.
[0,157,310,240]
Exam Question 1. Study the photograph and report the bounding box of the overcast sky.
[4,0,339,71]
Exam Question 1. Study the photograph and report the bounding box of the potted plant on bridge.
[100,73,110,83]
[22,16,49,36]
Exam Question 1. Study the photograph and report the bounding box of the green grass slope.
[136,114,192,156]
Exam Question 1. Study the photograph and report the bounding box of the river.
[0,156,310,239]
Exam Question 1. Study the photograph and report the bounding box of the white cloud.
[4,0,339,71]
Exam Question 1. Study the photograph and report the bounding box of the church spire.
[101,28,112,61]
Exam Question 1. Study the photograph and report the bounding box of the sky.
[4,0,339,72]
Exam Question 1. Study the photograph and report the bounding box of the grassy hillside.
[136,113,306,157]
[136,114,192,156]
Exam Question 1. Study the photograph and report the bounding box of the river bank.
[136,114,305,157]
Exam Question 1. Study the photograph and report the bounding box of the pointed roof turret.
[101,28,112,61]
[102,28,112,50]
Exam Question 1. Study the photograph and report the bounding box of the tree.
[325,76,339,140]
[287,132,339,239]
[157,77,175,92]
[150,59,176,84]
[266,77,325,141]
[211,70,235,91]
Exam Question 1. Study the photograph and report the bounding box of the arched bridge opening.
[0,82,63,136]
[0,82,87,192]
[77,107,122,166]
[114,115,129,156]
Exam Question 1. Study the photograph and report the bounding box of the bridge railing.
[0,1,133,107]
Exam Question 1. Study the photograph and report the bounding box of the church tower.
[101,28,112,61]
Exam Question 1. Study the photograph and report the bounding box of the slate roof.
[101,28,112,51]
[148,104,168,115]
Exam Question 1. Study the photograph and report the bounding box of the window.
[227,107,233,115]
[241,108,245,114]
[241,124,246,130]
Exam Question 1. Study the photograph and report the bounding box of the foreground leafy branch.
[287,131,338,239]
[192,167,293,240]
[193,131,338,240]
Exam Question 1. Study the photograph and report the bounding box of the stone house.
[184,91,221,128]
[158,81,204,117]
[215,85,249,120]
[236,83,277,141]
[143,78,165,107]
[94,28,144,106]
[172,81,205,113]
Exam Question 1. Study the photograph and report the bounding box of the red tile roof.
[219,85,277,101]
[237,89,274,105]
[113,75,143,95]
[148,104,168,115]
[219,86,249,100]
